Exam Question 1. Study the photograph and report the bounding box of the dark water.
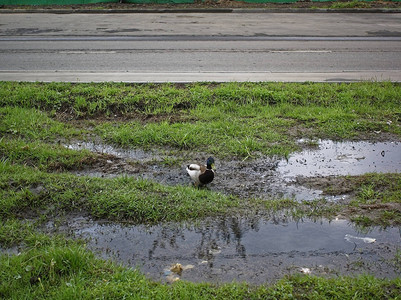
[65,216,401,284]
[61,139,401,283]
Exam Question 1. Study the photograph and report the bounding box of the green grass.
[342,173,401,226]
[1,241,400,299]
[354,173,401,204]
[1,82,400,158]
[0,82,400,224]
[0,106,81,141]
[0,138,96,171]
[0,160,240,223]
[95,118,294,158]
[1,81,401,297]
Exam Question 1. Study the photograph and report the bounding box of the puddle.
[18,139,399,284]
[65,140,401,201]
[279,140,401,180]
[66,141,162,162]
[58,216,401,284]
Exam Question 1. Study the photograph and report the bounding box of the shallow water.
[66,140,401,201]
[66,141,161,162]
[279,140,401,180]
[54,140,401,282]
[62,216,401,284]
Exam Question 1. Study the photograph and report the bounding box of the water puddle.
[66,141,162,162]
[38,140,401,284]
[279,140,401,179]
[65,140,401,201]
[58,216,401,284]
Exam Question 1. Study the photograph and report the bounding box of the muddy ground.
[66,138,401,226]
[6,137,401,284]
[68,139,401,200]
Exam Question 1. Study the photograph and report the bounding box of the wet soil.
[4,138,400,284]
[2,0,401,10]
[67,139,401,202]
[47,214,401,284]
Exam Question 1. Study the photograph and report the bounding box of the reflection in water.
[66,140,401,201]
[66,141,161,162]
[62,139,401,283]
[71,216,401,284]
[279,140,401,179]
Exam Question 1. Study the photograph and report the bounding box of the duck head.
[206,157,215,169]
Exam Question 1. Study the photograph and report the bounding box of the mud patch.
[53,215,401,284]
[65,140,401,201]
[295,176,356,195]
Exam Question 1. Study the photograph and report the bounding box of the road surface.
[0,12,400,82]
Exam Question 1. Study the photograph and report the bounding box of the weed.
[358,184,376,203]
[351,215,374,227]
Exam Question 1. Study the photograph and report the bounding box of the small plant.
[351,215,374,227]
[357,184,376,203]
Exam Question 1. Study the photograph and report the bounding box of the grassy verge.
[1,82,400,225]
[1,82,401,297]
[329,0,372,8]
[1,82,400,158]
[2,1,401,10]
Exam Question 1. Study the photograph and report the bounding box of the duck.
[186,157,215,187]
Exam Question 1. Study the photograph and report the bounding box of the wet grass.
[347,173,401,226]
[1,82,400,158]
[1,81,401,297]
[95,117,293,158]
[0,138,96,171]
[1,82,400,225]
[0,106,80,141]
[0,161,240,223]
[354,173,401,204]
[263,198,341,222]
[1,237,401,299]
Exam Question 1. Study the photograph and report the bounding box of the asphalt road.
[0,12,400,82]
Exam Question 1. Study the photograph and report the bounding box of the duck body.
[186,157,215,187]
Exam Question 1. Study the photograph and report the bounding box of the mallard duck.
[186,157,215,187]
